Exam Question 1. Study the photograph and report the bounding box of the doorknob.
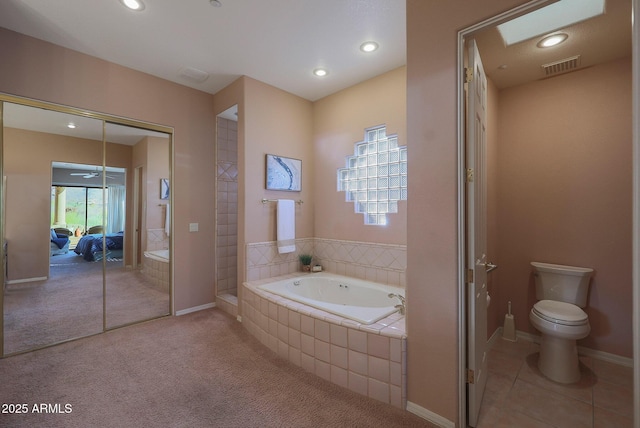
[484,262,498,273]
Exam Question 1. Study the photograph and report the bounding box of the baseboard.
[577,345,634,367]
[491,328,634,368]
[6,276,47,285]
[175,302,215,316]
[406,401,455,428]
[487,326,503,348]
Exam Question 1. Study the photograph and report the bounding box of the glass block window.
[337,125,407,225]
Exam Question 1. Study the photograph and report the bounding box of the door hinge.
[464,67,473,83]
[466,369,475,384]
[466,168,474,183]
[466,269,474,283]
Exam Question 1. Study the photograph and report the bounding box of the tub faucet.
[388,293,406,315]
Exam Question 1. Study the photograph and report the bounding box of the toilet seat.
[532,300,588,326]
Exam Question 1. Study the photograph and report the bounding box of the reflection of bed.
[74,232,124,261]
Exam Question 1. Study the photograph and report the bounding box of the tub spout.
[388,293,405,315]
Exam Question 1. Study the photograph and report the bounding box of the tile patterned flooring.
[477,338,634,427]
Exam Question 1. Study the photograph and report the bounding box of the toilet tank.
[531,262,593,307]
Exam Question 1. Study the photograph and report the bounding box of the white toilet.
[529,261,593,384]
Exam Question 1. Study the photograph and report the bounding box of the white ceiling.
[0,0,631,111]
[0,0,406,102]
[3,102,169,145]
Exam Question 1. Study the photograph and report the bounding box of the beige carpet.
[3,256,170,354]
[0,309,435,428]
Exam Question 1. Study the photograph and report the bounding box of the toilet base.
[538,334,581,384]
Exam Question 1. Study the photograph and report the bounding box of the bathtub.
[242,272,407,408]
[258,272,402,325]
[144,249,169,262]
[142,249,170,293]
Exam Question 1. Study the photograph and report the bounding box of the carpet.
[4,259,170,355]
[0,309,436,428]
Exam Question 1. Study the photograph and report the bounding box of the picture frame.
[265,154,302,191]
[160,178,170,200]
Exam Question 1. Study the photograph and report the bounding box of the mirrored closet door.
[104,121,171,329]
[1,96,172,356]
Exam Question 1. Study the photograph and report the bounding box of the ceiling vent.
[179,67,210,83]
[541,55,581,77]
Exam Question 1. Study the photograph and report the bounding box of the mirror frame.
[0,93,174,357]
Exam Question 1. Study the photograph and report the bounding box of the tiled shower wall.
[246,238,406,287]
[216,117,238,296]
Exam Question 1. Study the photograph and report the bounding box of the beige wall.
[144,136,170,233]
[495,57,633,357]
[313,67,407,244]
[406,0,530,422]
[4,128,131,279]
[243,77,314,244]
[0,27,217,311]
[486,78,501,337]
[132,136,170,259]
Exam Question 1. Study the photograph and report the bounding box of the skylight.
[497,0,605,46]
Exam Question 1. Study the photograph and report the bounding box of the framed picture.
[160,178,170,200]
[265,154,302,191]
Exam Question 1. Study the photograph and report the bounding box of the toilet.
[529,261,593,384]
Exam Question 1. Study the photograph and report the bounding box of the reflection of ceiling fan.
[70,171,115,179]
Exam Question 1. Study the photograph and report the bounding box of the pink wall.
[0,28,217,311]
[313,67,407,245]
[406,0,530,422]
[495,57,633,357]
[4,128,131,280]
[243,77,314,244]
[144,136,170,233]
[132,135,170,261]
[486,78,501,337]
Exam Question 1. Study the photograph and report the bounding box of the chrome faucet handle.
[388,293,406,314]
[388,293,405,304]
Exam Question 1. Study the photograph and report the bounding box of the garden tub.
[258,272,403,325]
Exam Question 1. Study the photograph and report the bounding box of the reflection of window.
[337,125,407,225]
[51,186,105,233]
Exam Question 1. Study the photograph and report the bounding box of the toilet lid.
[533,300,588,326]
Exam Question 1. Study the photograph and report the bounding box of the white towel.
[164,204,170,237]
[277,199,295,254]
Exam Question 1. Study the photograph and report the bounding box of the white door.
[466,38,489,427]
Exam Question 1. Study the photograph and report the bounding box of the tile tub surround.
[216,293,238,318]
[246,238,406,287]
[242,273,407,408]
[147,228,169,252]
[142,254,170,293]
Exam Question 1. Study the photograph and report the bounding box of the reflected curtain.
[107,185,125,233]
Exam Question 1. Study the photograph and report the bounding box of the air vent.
[541,55,581,77]
[179,67,210,83]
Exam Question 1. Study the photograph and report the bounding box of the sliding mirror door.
[3,103,104,354]
[104,122,171,329]
[1,97,173,356]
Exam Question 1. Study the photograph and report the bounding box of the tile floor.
[477,338,634,427]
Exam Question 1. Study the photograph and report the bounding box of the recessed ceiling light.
[537,33,569,48]
[67,123,76,129]
[313,68,328,77]
[360,41,379,53]
[120,0,145,11]
[210,0,222,7]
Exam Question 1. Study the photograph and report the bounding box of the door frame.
[456,0,640,425]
